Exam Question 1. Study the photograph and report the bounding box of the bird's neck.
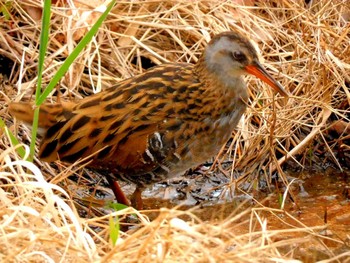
[194,56,248,102]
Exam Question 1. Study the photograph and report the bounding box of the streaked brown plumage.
[9,31,289,209]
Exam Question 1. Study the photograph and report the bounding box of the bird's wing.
[27,63,200,176]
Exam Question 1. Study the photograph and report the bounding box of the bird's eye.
[231,51,247,63]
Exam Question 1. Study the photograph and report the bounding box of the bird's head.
[203,31,289,97]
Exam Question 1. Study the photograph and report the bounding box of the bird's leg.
[106,177,131,207]
[131,186,144,210]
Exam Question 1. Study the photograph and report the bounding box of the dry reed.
[1,0,349,262]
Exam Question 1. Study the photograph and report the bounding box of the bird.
[8,31,289,209]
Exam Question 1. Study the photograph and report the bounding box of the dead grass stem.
[1,0,349,261]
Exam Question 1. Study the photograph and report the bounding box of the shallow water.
[140,167,350,261]
[77,165,350,261]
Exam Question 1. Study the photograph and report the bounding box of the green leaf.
[107,201,138,220]
[107,201,129,211]
[109,215,120,246]
[0,1,12,20]
[278,192,283,208]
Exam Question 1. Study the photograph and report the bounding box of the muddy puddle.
[142,167,349,261]
[74,166,350,261]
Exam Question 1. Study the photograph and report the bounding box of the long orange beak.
[245,62,289,97]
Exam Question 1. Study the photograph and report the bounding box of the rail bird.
[9,31,289,209]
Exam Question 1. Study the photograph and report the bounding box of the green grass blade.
[29,0,51,161]
[107,201,129,211]
[35,0,51,102]
[37,0,117,105]
[0,1,12,20]
[109,215,120,246]
[27,0,116,161]
[29,107,40,161]
[0,118,25,158]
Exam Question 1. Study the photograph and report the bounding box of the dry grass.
[3,145,348,262]
[1,0,350,262]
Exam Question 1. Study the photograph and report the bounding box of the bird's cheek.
[227,67,244,78]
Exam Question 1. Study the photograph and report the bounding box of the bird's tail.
[8,101,75,132]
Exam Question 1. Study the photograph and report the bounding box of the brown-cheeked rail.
[8,31,289,209]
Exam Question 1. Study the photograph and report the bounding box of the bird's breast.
[151,94,247,179]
